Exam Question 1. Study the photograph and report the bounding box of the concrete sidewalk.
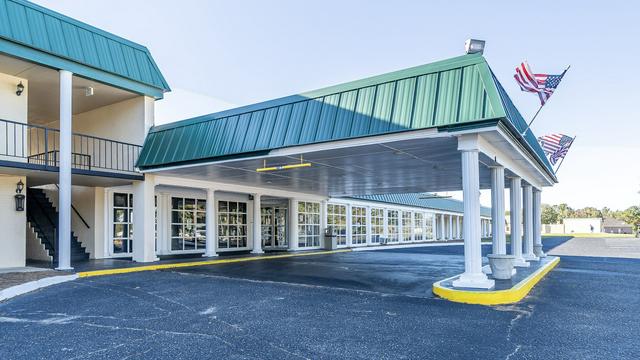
[0,267,76,302]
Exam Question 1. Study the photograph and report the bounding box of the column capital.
[457,133,479,152]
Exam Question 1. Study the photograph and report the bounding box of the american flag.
[514,61,567,106]
[538,134,574,165]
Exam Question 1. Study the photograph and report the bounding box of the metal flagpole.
[521,65,571,136]
[553,135,576,175]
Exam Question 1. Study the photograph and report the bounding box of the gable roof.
[137,53,553,179]
[602,218,632,228]
[0,0,170,97]
[346,193,492,217]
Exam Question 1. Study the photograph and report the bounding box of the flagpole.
[520,65,571,136]
[553,135,576,175]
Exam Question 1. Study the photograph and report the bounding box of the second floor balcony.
[0,118,142,179]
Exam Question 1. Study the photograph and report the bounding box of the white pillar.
[251,194,263,254]
[133,174,158,262]
[431,213,437,241]
[522,185,538,261]
[452,145,494,289]
[346,204,353,247]
[383,209,389,241]
[456,216,461,239]
[288,198,298,251]
[440,214,445,240]
[398,210,404,242]
[491,166,506,255]
[365,206,372,246]
[56,70,73,270]
[203,189,218,257]
[533,188,546,257]
[448,215,453,240]
[510,177,529,267]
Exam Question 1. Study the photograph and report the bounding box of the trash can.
[324,226,337,250]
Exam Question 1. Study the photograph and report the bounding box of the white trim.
[0,274,78,302]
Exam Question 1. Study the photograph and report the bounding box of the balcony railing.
[0,118,142,175]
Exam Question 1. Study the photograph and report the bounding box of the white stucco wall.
[43,96,152,146]
[0,72,28,163]
[563,218,602,234]
[0,175,26,268]
[0,72,27,122]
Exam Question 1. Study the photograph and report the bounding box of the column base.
[202,252,219,258]
[251,249,264,255]
[55,266,73,271]
[452,272,495,290]
[522,253,539,261]
[133,257,160,263]
[513,258,530,267]
[534,244,546,258]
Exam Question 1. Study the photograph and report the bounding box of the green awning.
[137,53,553,176]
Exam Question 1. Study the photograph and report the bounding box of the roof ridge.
[150,53,487,133]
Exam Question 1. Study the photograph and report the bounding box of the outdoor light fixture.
[464,39,485,55]
[85,86,94,96]
[14,180,25,211]
[256,156,311,172]
[16,81,24,96]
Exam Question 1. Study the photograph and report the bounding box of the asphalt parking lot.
[1,237,639,359]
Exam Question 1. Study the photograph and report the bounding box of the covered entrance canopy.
[136,53,558,289]
[137,53,556,194]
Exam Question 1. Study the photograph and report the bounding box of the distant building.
[563,218,602,234]
[602,218,633,234]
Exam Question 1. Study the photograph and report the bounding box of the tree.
[621,206,640,231]
[541,204,559,224]
[574,207,602,218]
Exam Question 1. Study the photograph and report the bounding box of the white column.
[346,204,353,247]
[133,174,158,262]
[203,189,218,257]
[410,212,415,242]
[440,214,445,240]
[251,194,263,254]
[533,189,546,257]
[56,70,73,270]
[383,209,389,241]
[522,185,538,261]
[453,147,494,289]
[431,213,437,241]
[448,215,453,240]
[365,206,372,246]
[398,210,404,242]
[510,177,529,267]
[491,166,506,255]
[288,198,298,251]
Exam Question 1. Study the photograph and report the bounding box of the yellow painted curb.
[432,256,560,305]
[77,249,352,278]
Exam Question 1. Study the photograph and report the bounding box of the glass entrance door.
[262,206,288,248]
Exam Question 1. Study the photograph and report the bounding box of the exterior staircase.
[26,188,89,265]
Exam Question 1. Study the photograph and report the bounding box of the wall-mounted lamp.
[16,81,24,96]
[85,86,94,97]
[14,180,25,211]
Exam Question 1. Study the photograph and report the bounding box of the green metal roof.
[137,53,553,178]
[346,193,492,217]
[0,0,170,98]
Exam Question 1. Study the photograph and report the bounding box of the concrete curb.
[77,249,352,278]
[0,274,78,302]
[432,256,560,305]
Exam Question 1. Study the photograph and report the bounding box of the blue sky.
[34,0,640,210]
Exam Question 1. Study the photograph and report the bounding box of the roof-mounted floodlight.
[464,39,485,55]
